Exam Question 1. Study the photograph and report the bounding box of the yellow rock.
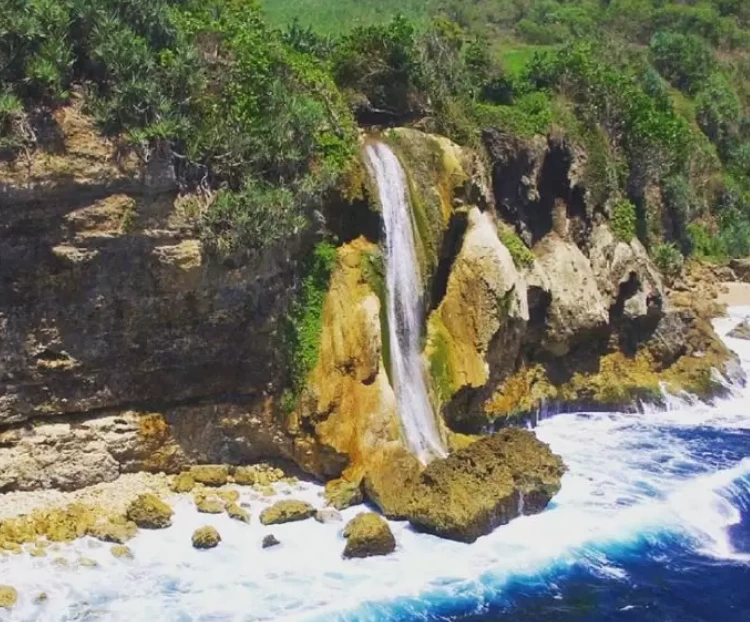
[88,517,138,544]
[259,500,315,525]
[195,496,224,514]
[110,545,134,559]
[171,472,196,494]
[215,489,240,505]
[189,465,229,487]
[0,585,17,609]
[126,494,173,529]
[226,503,250,523]
[192,526,220,549]
[78,557,98,568]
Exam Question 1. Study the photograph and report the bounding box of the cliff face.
[0,105,298,490]
[0,109,740,494]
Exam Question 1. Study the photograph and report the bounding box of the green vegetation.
[652,242,685,278]
[497,223,535,268]
[611,199,638,243]
[283,241,338,398]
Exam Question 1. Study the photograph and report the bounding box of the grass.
[258,0,434,34]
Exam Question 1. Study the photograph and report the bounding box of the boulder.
[195,496,224,515]
[189,465,228,487]
[324,478,363,510]
[226,503,250,523]
[233,466,257,486]
[342,512,396,559]
[405,429,564,543]
[192,526,221,550]
[126,494,173,529]
[170,472,196,493]
[730,258,750,283]
[88,516,137,544]
[262,534,280,549]
[216,489,240,505]
[110,545,133,559]
[0,586,17,608]
[259,500,316,525]
[315,508,343,524]
[729,319,750,340]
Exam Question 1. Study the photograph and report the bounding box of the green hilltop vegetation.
[2,0,750,269]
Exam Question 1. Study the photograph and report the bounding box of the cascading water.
[364,141,446,463]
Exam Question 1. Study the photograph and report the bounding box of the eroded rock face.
[426,207,528,432]
[342,512,396,559]
[405,429,564,543]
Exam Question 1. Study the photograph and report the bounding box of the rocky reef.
[0,106,741,545]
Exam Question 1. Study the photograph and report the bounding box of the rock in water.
[226,503,250,523]
[0,585,17,609]
[259,500,315,525]
[405,429,564,543]
[342,512,396,559]
[262,534,280,549]
[315,508,343,524]
[189,465,229,487]
[324,478,364,510]
[170,472,196,493]
[126,494,173,529]
[729,319,750,340]
[192,527,221,549]
[195,495,224,514]
[110,545,133,559]
[88,517,138,544]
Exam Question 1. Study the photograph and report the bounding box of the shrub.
[611,198,638,242]
[497,223,535,268]
[652,242,684,278]
[649,31,715,94]
[695,73,742,159]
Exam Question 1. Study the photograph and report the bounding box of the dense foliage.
[3,0,750,264]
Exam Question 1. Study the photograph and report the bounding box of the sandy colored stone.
[324,478,363,510]
[192,526,221,549]
[0,585,17,608]
[226,503,250,523]
[315,507,343,524]
[126,494,173,529]
[88,516,138,544]
[189,465,229,487]
[216,489,240,505]
[171,472,196,494]
[405,429,564,543]
[110,545,133,559]
[342,512,396,559]
[78,557,98,568]
[259,500,315,525]
[233,466,257,486]
[195,496,224,514]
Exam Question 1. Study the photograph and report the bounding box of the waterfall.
[364,141,447,463]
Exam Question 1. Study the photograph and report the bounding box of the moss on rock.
[259,500,315,525]
[405,429,564,543]
[324,478,364,510]
[170,472,196,493]
[0,586,17,608]
[192,526,221,550]
[88,516,138,544]
[189,465,229,487]
[342,512,396,559]
[226,503,250,523]
[126,494,173,529]
[195,495,225,515]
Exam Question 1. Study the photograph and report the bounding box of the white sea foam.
[2,309,750,621]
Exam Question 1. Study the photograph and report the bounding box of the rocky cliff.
[0,108,741,504]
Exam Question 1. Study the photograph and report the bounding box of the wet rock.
[78,557,98,568]
[216,489,240,505]
[189,465,228,487]
[259,500,315,525]
[262,534,280,549]
[342,512,396,559]
[315,508,343,524]
[324,478,363,510]
[729,319,750,340]
[405,429,564,543]
[195,496,224,515]
[110,545,133,559]
[88,517,138,544]
[0,585,17,609]
[233,466,257,486]
[226,503,250,523]
[126,494,173,529]
[35,592,48,604]
[192,527,221,549]
[170,472,196,494]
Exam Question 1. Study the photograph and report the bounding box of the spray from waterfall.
[364,141,447,463]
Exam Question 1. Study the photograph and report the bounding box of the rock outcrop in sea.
[0,104,741,545]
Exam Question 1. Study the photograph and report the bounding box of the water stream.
[363,141,446,463]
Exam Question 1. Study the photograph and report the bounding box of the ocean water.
[2,308,750,622]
